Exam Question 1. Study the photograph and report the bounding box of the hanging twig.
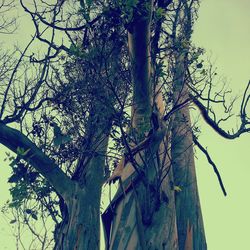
[192,134,227,196]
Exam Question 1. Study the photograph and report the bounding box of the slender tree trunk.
[54,143,109,250]
[169,1,207,248]
[171,49,207,250]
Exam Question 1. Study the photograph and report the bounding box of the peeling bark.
[106,176,178,250]
[103,1,179,249]
[54,183,100,250]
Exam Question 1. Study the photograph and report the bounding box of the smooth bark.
[0,122,72,198]
[171,51,207,250]
[54,102,111,249]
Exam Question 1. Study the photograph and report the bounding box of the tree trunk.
[103,138,179,249]
[103,1,208,249]
[54,100,111,249]
[54,144,109,250]
[102,2,179,248]
[54,183,100,250]
[168,1,207,248]
[171,50,207,250]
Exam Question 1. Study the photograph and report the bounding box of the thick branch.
[0,122,73,198]
[191,94,250,139]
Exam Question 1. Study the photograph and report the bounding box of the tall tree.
[103,0,249,249]
[170,1,206,249]
[103,0,204,249]
[0,0,249,249]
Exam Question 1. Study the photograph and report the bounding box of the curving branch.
[20,0,70,54]
[0,122,73,198]
[190,93,250,139]
[192,134,227,196]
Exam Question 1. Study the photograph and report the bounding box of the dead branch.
[192,133,227,196]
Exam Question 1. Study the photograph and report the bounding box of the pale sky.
[193,0,250,249]
[1,0,250,249]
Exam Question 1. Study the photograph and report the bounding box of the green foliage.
[52,122,72,147]
[9,181,30,208]
[155,7,165,20]
[174,186,182,192]
[110,0,139,27]
[5,154,56,217]
[69,44,85,58]
[125,0,139,10]
[85,0,93,7]
[16,147,30,157]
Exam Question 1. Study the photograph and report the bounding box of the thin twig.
[193,134,227,196]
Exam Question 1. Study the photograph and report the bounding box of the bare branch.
[191,93,250,139]
[193,134,227,196]
[0,35,35,119]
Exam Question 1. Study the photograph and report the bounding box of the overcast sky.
[1,0,250,249]
[193,0,250,249]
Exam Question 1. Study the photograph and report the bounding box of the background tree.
[0,0,249,249]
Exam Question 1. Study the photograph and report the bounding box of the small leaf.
[28,172,39,182]
[86,0,93,7]
[174,186,182,192]
[53,123,62,137]
[155,7,165,19]
[53,134,72,147]
[22,148,31,156]
[25,209,32,214]
[8,174,21,183]
[17,146,24,155]
[16,147,30,156]
[53,123,64,146]
[10,219,17,224]
[31,213,38,220]
[196,63,203,69]
[53,136,62,147]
